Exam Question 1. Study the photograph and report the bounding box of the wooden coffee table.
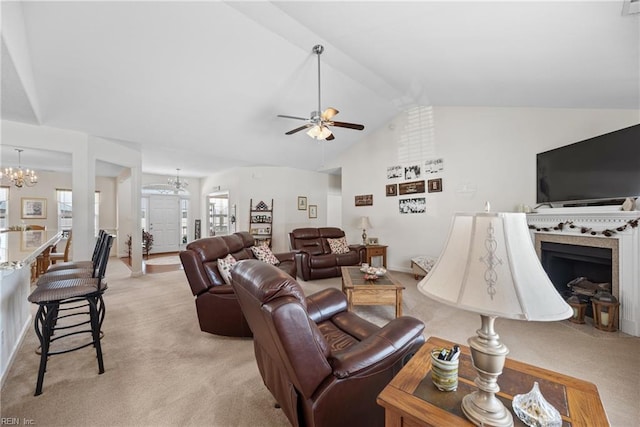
[377,336,609,426]
[341,266,405,318]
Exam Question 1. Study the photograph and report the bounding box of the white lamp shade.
[359,216,372,229]
[418,212,573,321]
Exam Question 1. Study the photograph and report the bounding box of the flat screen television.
[536,124,640,206]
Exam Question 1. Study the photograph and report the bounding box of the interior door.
[149,195,180,254]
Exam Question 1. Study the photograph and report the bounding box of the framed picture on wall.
[355,194,373,206]
[308,205,317,219]
[298,196,307,210]
[428,178,443,193]
[386,184,398,197]
[398,180,425,195]
[21,198,47,219]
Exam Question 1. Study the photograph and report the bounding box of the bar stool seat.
[47,230,105,273]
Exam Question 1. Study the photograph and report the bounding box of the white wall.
[200,166,331,253]
[339,107,640,273]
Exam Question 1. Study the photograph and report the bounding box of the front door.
[149,195,180,254]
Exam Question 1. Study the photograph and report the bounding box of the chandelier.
[1,149,38,188]
[168,168,188,191]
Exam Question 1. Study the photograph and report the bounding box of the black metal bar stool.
[27,234,113,396]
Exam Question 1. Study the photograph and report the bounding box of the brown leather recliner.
[289,227,365,280]
[231,260,425,427]
[180,231,297,337]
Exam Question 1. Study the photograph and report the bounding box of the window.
[56,189,100,236]
[208,193,229,236]
[0,186,8,229]
[180,198,189,243]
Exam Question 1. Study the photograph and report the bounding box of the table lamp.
[418,206,572,427]
[359,216,372,245]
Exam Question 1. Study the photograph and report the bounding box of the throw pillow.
[327,237,350,255]
[217,254,237,285]
[251,245,280,265]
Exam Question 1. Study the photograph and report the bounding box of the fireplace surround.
[528,207,639,336]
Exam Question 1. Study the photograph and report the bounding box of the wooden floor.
[120,252,182,274]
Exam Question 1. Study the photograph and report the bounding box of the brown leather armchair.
[180,232,296,337]
[289,227,365,280]
[231,260,425,427]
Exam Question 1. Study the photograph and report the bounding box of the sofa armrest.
[274,251,296,263]
[348,244,366,264]
[329,316,425,378]
[306,288,348,323]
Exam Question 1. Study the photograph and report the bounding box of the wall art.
[21,198,47,219]
[386,184,398,197]
[399,180,425,195]
[308,205,317,219]
[387,165,403,179]
[297,196,307,210]
[355,194,373,206]
[425,158,444,174]
[404,165,421,180]
[428,178,443,193]
[399,198,426,214]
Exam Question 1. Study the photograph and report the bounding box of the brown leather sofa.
[179,231,296,337]
[231,260,425,427]
[289,227,365,281]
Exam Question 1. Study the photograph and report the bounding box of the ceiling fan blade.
[330,121,365,131]
[321,107,339,121]
[326,133,335,141]
[285,124,312,135]
[277,114,309,121]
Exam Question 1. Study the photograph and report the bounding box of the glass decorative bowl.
[360,266,387,276]
[512,382,562,427]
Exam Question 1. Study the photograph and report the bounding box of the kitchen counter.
[0,229,62,385]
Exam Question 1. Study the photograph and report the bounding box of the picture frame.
[367,237,379,245]
[297,196,307,210]
[21,198,47,219]
[308,205,317,219]
[398,180,425,195]
[428,178,443,193]
[386,184,398,197]
[399,198,427,214]
[21,230,45,251]
[355,194,373,206]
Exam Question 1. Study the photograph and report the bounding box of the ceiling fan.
[278,44,365,141]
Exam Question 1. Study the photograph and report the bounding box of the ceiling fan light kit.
[278,45,364,141]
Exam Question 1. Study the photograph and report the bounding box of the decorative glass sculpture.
[512,382,562,427]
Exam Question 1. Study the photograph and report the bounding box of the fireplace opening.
[540,241,613,319]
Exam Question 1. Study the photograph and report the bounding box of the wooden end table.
[377,336,609,427]
[341,266,404,318]
[365,244,388,268]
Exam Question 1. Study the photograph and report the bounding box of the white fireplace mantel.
[527,208,640,336]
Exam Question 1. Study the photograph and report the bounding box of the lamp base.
[462,315,514,427]
[362,229,367,245]
[462,393,513,427]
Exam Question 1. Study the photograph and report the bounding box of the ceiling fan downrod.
[313,44,324,124]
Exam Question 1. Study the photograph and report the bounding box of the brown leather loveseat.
[289,227,365,280]
[180,231,296,337]
[231,260,425,427]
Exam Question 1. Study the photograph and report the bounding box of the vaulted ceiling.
[2,1,639,178]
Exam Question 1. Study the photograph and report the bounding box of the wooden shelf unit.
[249,199,273,247]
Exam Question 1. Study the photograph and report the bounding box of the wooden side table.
[365,244,388,268]
[377,336,609,427]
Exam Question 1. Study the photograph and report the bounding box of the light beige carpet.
[1,259,638,426]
